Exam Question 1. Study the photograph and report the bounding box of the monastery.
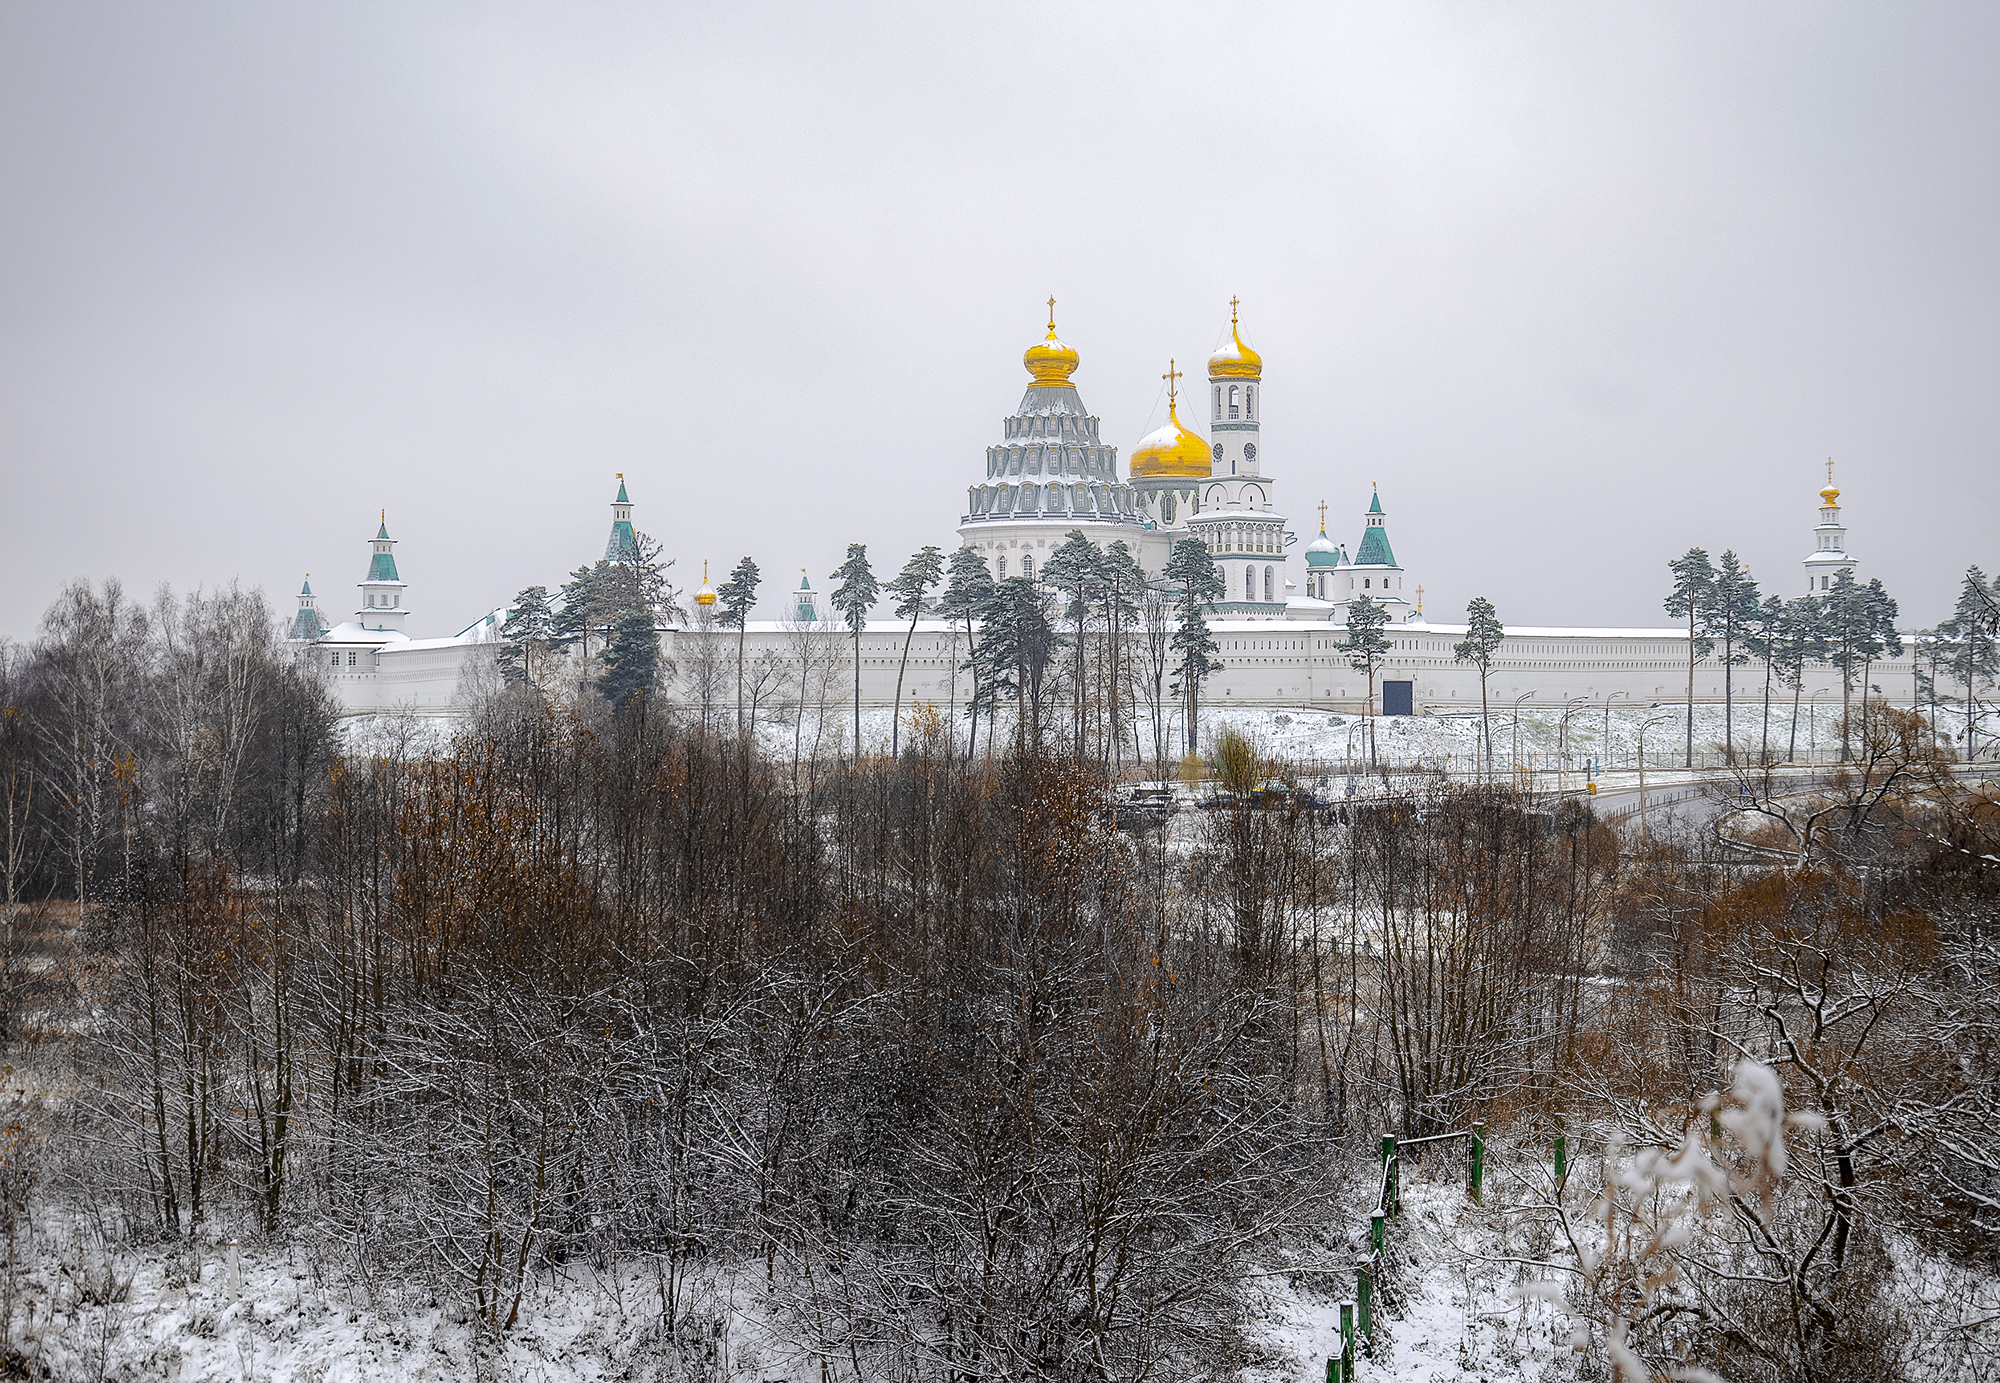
[288,305,1914,722]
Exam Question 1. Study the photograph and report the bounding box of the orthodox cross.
[1825,458,1835,486]
[1047,297,1056,333]
[1230,295,1240,323]
[1416,585,1425,614]
[1317,499,1328,531]
[1162,359,1181,402]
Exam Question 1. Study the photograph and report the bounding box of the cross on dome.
[1162,359,1182,402]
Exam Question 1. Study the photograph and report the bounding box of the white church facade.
[287,304,1910,722]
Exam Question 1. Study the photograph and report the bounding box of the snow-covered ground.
[337,695,1944,779]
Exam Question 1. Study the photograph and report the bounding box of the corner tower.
[1803,462,1855,593]
[606,475,638,560]
[356,511,409,632]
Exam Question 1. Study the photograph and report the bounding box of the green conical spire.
[1367,486,1383,515]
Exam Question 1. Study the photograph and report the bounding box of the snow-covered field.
[339,696,1928,778]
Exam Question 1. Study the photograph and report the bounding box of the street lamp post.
[1603,691,1629,774]
[1636,712,1675,839]
[1511,691,1537,789]
[1558,696,1589,795]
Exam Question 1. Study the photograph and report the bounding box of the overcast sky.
[2,2,1995,641]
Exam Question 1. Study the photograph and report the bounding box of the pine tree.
[1712,551,1761,763]
[1344,595,1392,768]
[1858,577,1901,751]
[500,585,553,687]
[938,547,995,761]
[1044,531,1104,757]
[716,557,761,736]
[829,544,878,759]
[552,563,600,660]
[1665,548,1718,767]
[1939,565,1999,760]
[596,605,658,711]
[1099,540,1146,774]
[1164,538,1223,755]
[1746,593,1788,766]
[1775,595,1825,763]
[1453,596,1505,779]
[885,545,944,757]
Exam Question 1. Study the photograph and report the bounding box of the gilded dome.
[1207,299,1262,380]
[694,559,717,608]
[1024,299,1080,387]
[1129,388,1211,479]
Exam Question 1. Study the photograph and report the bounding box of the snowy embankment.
[334,697,1929,777]
[22,1139,1996,1381]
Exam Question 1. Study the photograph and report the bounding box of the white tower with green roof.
[1323,485,1411,622]
[606,475,638,560]
[356,511,408,632]
[287,576,328,641]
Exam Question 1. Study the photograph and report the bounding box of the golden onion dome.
[1130,362,1212,479]
[694,559,717,607]
[1207,297,1262,380]
[1024,297,1080,387]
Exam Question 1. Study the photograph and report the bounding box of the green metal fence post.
[1470,1119,1485,1204]
[1327,1356,1339,1383]
[1357,1264,1372,1348]
[1340,1300,1355,1377]
[1370,1210,1384,1257]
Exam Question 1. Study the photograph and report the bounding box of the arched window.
[997,555,1007,579]
[1246,386,1255,420]
[1245,564,1256,599]
[1163,494,1176,523]
[1213,386,1221,421]
[1264,566,1274,602]
[1023,554,1034,581]
[1364,578,1371,588]
[1228,385,1239,419]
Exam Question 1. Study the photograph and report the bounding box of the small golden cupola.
[1023,297,1081,387]
[1129,360,1213,479]
[1207,296,1262,380]
[694,560,717,608]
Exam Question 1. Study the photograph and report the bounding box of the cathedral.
[288,302,1894,720]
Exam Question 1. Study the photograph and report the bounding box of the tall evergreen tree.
[1711,551,1761,763]
[938,546,995,761]
[1343,595,1392,768]
[828,544,878,759]
[595,606,658,711]
[1665,548,1718,767]
[716,556,761,735]
[1745,593,1788,765]
[1164,538,1223,756]
[1858,577,1902,750]
[499,585,553,687]
[1774,595,1825,763]
[1099,540,1146,774]
[1939,565,1999,759]
[969,577,1056,750]
[885,545,944,757]
[1044,531,1105,757]
[1452,596,1505,779]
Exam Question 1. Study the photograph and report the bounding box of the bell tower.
[1802,461,1855,594]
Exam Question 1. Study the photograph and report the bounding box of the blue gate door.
[1382,681,1414,716]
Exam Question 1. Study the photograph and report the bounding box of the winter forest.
[1,543,1998,1383]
